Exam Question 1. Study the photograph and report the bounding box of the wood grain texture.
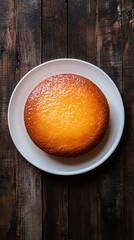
[15,1,42,239]
[0,0,17,239]
[0,0,42,239]
[68,173,98,240]
[122,0,134,239]
[42,1,68,240]
[96,1,123,239]
[42,0,67,60]
[68,1,98,239]
[0,0,134,239]
[43,174,68,240]
[68,0,97,63]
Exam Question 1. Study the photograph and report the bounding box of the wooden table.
[0,0,134,239]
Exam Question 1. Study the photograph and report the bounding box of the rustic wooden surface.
[0,0,133,239]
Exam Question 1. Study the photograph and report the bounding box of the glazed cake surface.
[24,74,110,157]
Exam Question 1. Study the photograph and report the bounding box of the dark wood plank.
[0,0,17,239]
[43,174,68,240]
[96,1,123,239]
[68,0,97,63]
[0,158,16,240]
[0,0,42,239]
[68,173,98,240]
[0,0,16,159]
[15,0,42,239]
[42,1,68,240]
[42,0,67,61]
[122,0,134,239]
[68,1,98,239]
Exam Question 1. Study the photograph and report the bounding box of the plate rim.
[8,58,125,175]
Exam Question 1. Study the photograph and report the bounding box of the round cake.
[24,74,110,157]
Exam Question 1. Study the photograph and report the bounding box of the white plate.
[8,59,125,175]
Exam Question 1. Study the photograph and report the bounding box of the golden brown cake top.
[24,74,109,157]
